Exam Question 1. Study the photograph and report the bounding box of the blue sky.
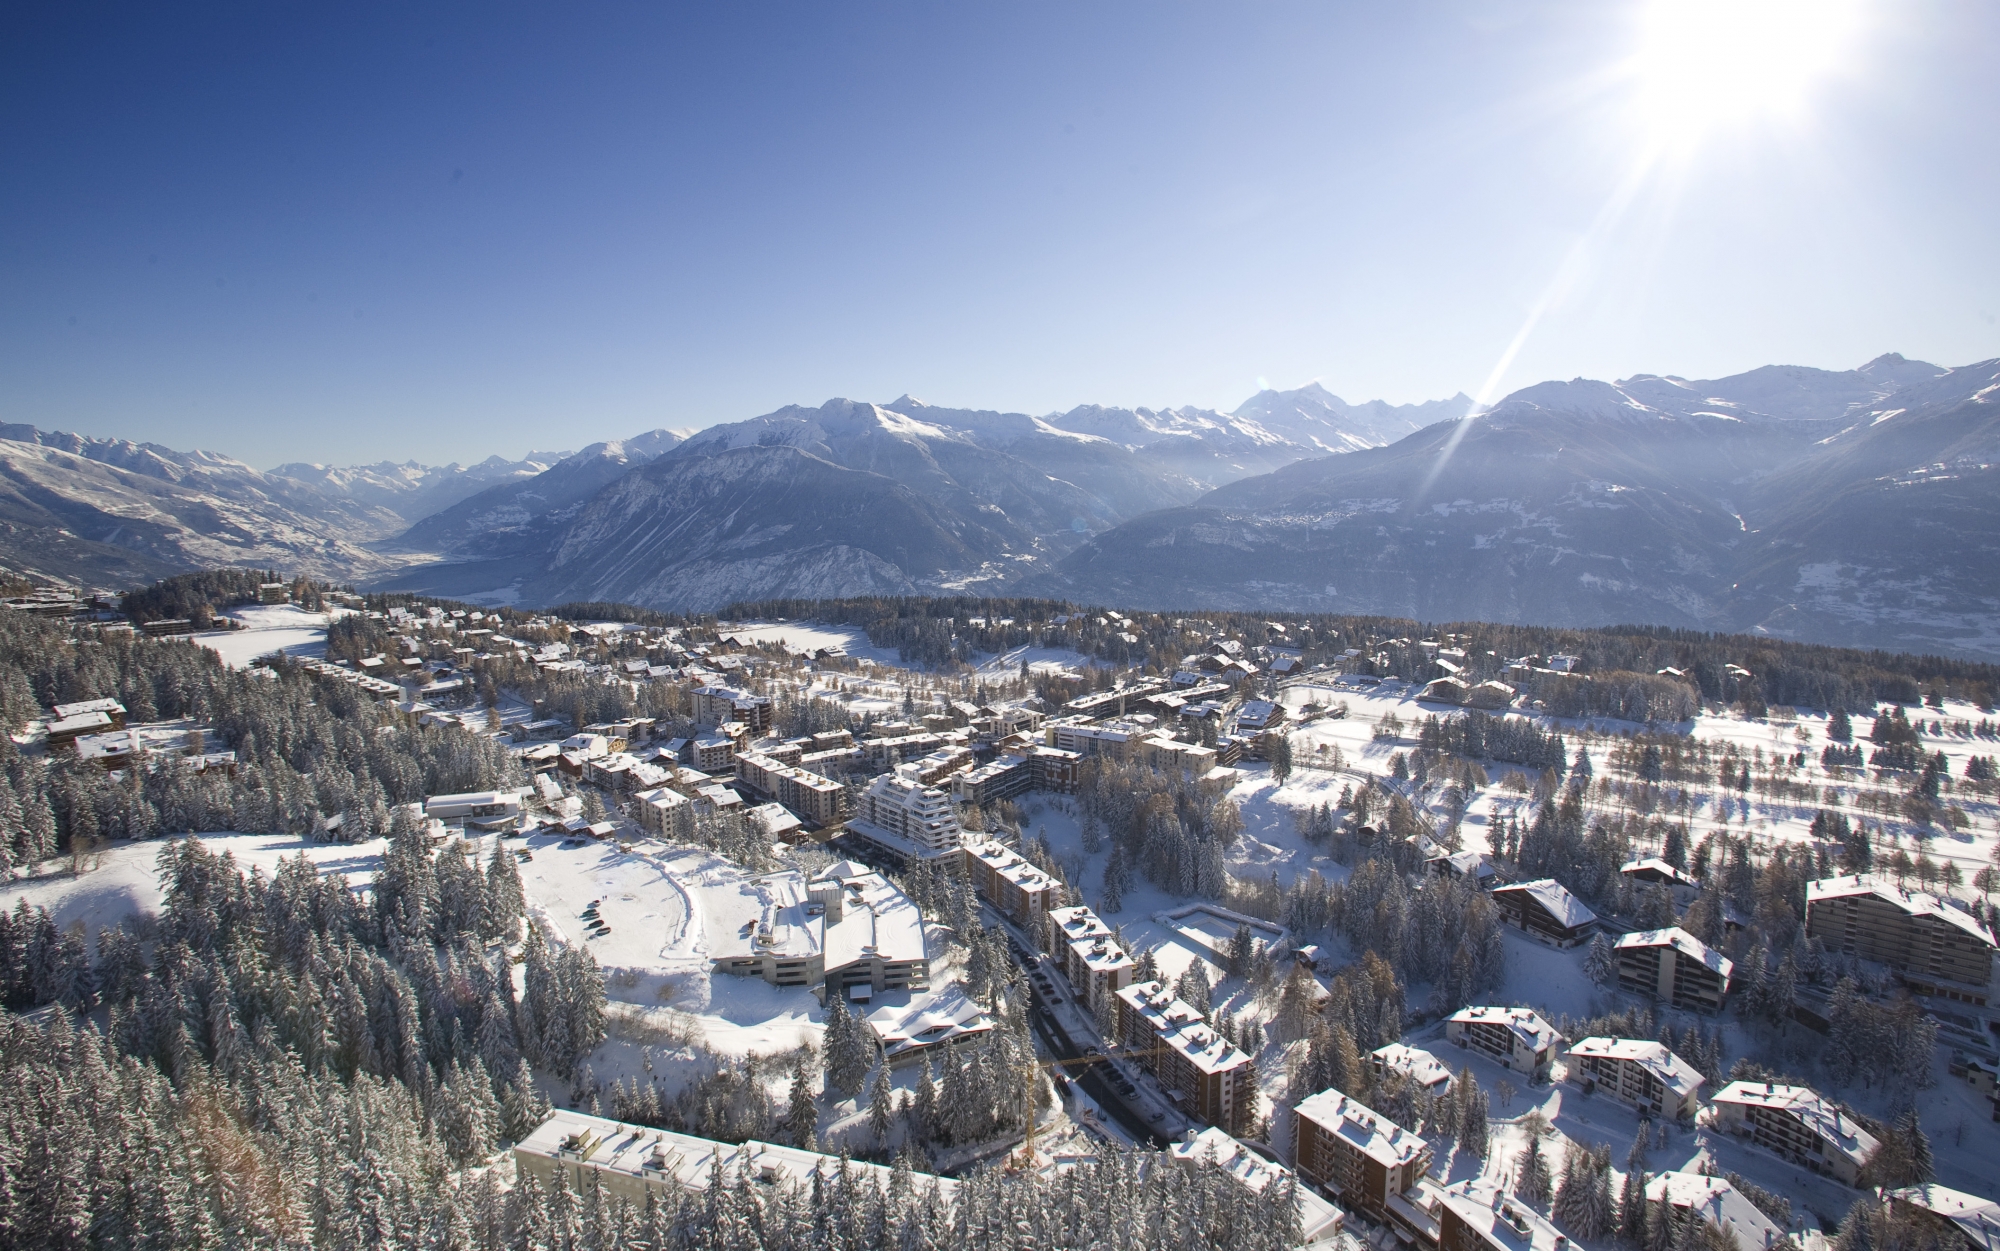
[3,2,1995,467]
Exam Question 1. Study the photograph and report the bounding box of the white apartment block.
[849,764,964,858]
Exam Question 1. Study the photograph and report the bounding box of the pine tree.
[784,1054,820,1148]
[1518,1133,1552,1203]
[1900,1106,1934,1183]
[1583,934,1615,986]
[868,1064,895,1145]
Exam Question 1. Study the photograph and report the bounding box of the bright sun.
[1635,0,1863,147]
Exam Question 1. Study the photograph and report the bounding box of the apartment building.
[632,786,694,841]
[1615,927,1734,1012]
[1565,1037,1704,1120]
[1045,904,1135,1018]
[692,686,772,735]
[1645,1173,1790,1251]
[1491,879,1598,948]
[1805,876,1997,1004]
[1710,1081,1881,1185]
[1291,1087,1434,1228]
[965,838,1062,927]
[846,764,964,859]
[1445,1006,1564,1081]
[1436,1178,1576,1251]
[1114,980,1256,1134]
[732,751,846,826]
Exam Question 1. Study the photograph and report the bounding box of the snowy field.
[973,644,1096,680]
[193,604,346,668]
[718,620,901,665]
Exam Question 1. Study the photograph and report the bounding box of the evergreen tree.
[784,1054,820,1148]
[1583,933,1615,986]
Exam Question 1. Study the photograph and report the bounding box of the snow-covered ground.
[718,620,902,665]
[973,645,1096,680]
[194,603,345,667]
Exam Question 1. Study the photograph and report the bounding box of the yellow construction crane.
[1014,1043,1186,1168]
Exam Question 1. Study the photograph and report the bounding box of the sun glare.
[1635,0,1862,147]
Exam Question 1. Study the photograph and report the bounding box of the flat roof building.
[1045,904,1135,1019]
[1615,927,1734,1013]
[965,838,1062,927]
[812,860,929,999]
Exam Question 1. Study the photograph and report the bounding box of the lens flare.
[1635,0,1863,148]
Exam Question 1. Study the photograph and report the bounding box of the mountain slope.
[271,452,569,525]
[518,443,1023,611]
[0,432,409,587]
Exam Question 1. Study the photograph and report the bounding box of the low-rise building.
[1644,1173,1790,1251]
[1710,1080,1880,1185]
[706,870,823,988]
[1615,927,1734,1012]
[1491,879,1597,947]
[1292,1087,1433,1228]
[424,790,524,828]
[1805,876,1997,1005]
[1114,980,1256,1133]
[1565,1037,1704,1120]
[1169,1127,1345,1249]
[1044,904,1135,1018]
[863,985,994,1066]
[812,860,929,1000]
[1370,1043,1456,1096]
[513,1109,958,1210]
[1445,1006,1563,1081]
[965,838,1062,927]
[52,697,126,729]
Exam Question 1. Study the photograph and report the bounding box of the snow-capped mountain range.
[5,355,1997,658]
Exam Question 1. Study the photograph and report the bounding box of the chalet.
[1371,1043,1455,1096]
[1491,879,1597,947]
[52,698,126,729]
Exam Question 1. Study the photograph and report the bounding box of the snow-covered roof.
[1884,1184,2000,1251]
[1621,857,1700,887]
[864,986,993,1059]
[1712,1082,1879,1166]
[1170,1127,1344,1248]
[515,1109,958,1201]
[1435,1178,1574,1251]
[1646,1173,1788,1250]
[702,869,821,961]
[1806,876,1997,947]
[1566,1037,1705,1099]
[1448,1006,1563,1052]
[1492,878,1597,929]
[1292,1087,1430,1168]
[821,869,927,970]
[1614,927,1734,981]
[1371,1043,1455,1091]
[1115,981,1253,1076]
